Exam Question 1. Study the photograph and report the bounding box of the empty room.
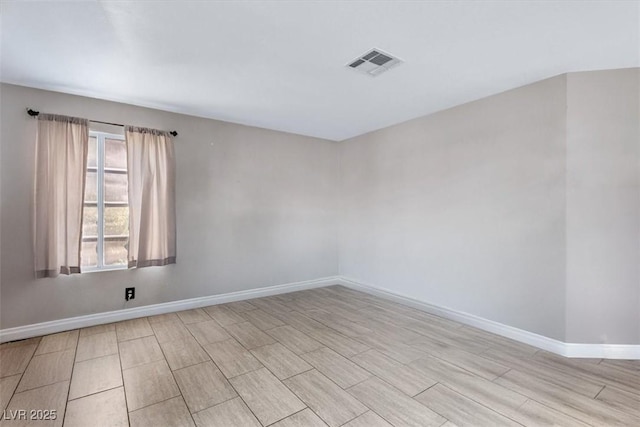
[0,1,639,426]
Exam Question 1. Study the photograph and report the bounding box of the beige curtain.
[125,126,176,268]
[34,114,89,278]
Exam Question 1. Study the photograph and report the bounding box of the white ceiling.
[2,1,638,141]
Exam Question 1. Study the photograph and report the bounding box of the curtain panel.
[34,114,89,278]
[125,126,177,268]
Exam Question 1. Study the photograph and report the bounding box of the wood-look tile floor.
[1,285,639,427]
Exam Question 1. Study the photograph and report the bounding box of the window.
[81,131,129,271]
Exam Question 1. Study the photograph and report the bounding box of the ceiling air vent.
[347,48,402,77]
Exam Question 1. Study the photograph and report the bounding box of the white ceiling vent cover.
[347,48,402,77]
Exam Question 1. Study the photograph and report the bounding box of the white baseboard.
[3,274,638,359]
[561,343,640,360]
[336,276,640,360]
[0,276,340,343]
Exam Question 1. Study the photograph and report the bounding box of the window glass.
[104,206,129,236]
[87,136,97,168]
[104,172,128,203]
[105,239,128,266]
[82,206,98,237]
[81,131,129,271]
[105,138,127,169]
[81,241,98,268]
[84,171,97,203]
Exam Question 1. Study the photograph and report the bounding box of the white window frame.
[82,131,128,272]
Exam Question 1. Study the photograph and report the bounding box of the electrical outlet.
[125,287,135,301]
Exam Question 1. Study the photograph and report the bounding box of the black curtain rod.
[26,109,178,137]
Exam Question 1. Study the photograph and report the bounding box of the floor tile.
[352,349,436,396]
[304,310,372,337]
[271,408,327,427]
[176,309,210,324]
[530,352,640,396]
[147,313,180,324]
[251,343,311,380]
[342,411,392,427]
[347,377,446,427]
[409,355,528,416]
[412,326,491,355]
[415,383,519,426]
[186,321,230,345]
[0,375,21,411]
[249,297,292,315]
[282,299,324,313]
[118,336,164,370]
[357,319,420,343]
[512,399,590,427]
[354,333,424,364]
[116,318,153,342]
[229,368,305,425]
[308,329,368,358]
[75,331,118,362]
[79,323,115,338]
[2,381,68,427]
[0,338,41,350]
[243,309,285,331]
[458,326,536,352]
[16,349,74,393]
[35,330,78,355]
[202,306,245,327]
[151,320,192,344]
[301,347,370,389]
[160,337,210,371]
[266,325,323,355]
[481,348,604,397]
[275,311,326,333]
[129,396,195,427]
[223,322,275,350]
[495,369,639,426]
[414,340,510,381]
[122,359,180,411]
[284,370,367,427]
[0,344,37,378]
[174,361,237,413]
[600,359,640,371]
[202,339,263,378]
[596,385,640,418]
[192,397,260,427]
[64,387,128,427]
[225,301,257,313]
[68,354,122,400]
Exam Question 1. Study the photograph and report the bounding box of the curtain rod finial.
[27,108,40,117]
[170,131,178,137]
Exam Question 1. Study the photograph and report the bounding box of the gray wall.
[0,84,339,329]
[340,76,568,341]
[340,68,640,345]
[565,69,640,344]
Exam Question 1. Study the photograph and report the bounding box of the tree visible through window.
[81,131,129,270]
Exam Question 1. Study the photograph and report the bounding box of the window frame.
[82,131,129,272]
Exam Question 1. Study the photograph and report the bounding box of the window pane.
[104,206,129,236]
[104,239,128,266]
[81,241,98,268]
[104,172,128,203]
[87,136,97,168]
[105,138,126,169]
[82,206,98,237]
[84,171,97,202]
